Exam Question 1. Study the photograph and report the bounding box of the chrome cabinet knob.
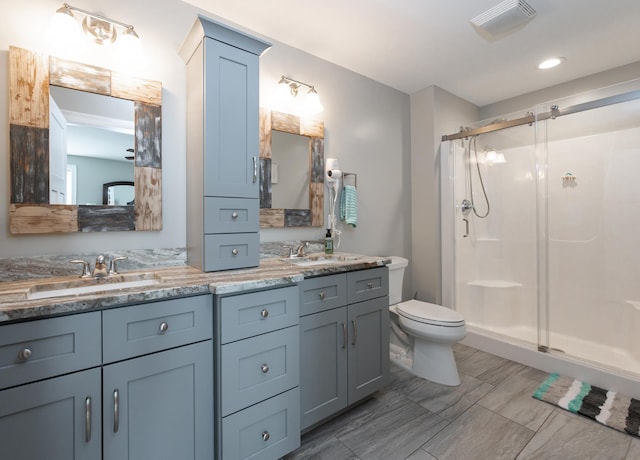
[159,322,169,333]
[232,248,239,256]
[262,431,270,442]
[261,364,269,374]
[319,292,325,300]
[367,282,373,289]
[18,348,32,361]
[260,309,269,318]
[231,212,239,219]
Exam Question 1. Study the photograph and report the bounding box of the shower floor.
[466,322,640,378]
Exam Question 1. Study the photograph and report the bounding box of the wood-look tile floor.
[285,344,640,460]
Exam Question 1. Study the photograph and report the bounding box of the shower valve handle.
[461,199,473,215]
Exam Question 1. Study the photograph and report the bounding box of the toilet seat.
[396,300,465,327]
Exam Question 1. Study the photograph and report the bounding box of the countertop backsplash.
[0,241,328,283]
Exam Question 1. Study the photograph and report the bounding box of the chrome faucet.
[92,255,108,278]
[69,255,129,278]
[295,241,309,257]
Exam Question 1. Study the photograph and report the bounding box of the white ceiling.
[182,0,640,106]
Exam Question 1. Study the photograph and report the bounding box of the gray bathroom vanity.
[0,255,389,460]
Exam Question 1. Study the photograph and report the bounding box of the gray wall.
[258,41,412,264]
[0,0,412,284]
[409,87,478,303]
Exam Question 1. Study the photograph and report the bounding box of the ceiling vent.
[471,0,536,37]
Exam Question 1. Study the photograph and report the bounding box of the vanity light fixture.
[274,75,324,115]
[49,3,146,67]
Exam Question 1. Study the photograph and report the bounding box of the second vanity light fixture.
[49,3,146,67]
[274,75,324,115]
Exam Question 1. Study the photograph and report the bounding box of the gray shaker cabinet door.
[347,296,390,403]
[204,37,259,199]
[299,307,348,430]
[0,367,102,460]
[103,341,213,460]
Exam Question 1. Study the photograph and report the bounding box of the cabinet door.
[0,368,101,460]
[347,297,390,403]
[103,341,213,460]
[204,37,259,199]
[299,307,348,430]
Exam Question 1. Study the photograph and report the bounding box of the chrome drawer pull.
[113,389,120,433]
[253,157,258,183]
[260,309,269,319]
[159,322,169,333]
[18,348,32,361]
[319,292,325,300]
[261,364,269,374]
[232,248,239,256]
[231,212,239,219]
[85,397,92,443]
[262,431,270,442]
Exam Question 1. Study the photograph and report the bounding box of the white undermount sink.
[27,274,161,300]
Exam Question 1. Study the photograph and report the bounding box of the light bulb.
[48,5,85,55]
[304,88,324,115]
[115,27,147,68]
[272,77,295,111]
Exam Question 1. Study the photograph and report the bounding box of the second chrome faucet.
[69,255,128,278]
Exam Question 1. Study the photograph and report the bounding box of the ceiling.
[182,0,640,106]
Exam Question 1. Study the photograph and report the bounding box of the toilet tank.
[386,256,408,305]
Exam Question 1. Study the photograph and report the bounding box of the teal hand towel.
[340,185,358,227]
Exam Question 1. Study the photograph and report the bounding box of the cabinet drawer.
[221,326,299,416]
[102,294,212,363]
[204,233,259,271]
[347,267,389,304]
[220,286,298,343]
[222,387,300,460]
[0,312,101,390]
[204,197,259,234]
[300,274,347,316]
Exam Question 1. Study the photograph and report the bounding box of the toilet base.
[390,340,461,386]
[413,339,461,386]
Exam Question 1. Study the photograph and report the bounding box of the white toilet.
[387,256,466,386]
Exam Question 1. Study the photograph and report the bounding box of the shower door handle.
[463,218,469,238]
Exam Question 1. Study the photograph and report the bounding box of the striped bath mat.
[533,373,640,438]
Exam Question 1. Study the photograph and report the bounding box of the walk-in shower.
[440,81,640,397]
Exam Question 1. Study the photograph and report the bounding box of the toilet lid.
[396,300,465,327]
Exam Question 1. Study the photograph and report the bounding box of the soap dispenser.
[324,229,334,254]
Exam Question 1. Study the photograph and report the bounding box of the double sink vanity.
[3,10,388,460]
[0,254,390,460]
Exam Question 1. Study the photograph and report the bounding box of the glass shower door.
[543,98,640,376]
[451,123,539,345]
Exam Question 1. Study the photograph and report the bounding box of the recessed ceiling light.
[538,57,565,70]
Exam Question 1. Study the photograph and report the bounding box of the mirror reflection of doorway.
[103,181,135,205]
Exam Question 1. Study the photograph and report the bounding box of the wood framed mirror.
[259,108,324,227]
[8,46,162,234]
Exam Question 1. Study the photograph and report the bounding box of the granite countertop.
[0,253,389,324]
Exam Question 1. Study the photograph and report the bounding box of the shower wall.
[449,106,640,377]
[545,125,640,371]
